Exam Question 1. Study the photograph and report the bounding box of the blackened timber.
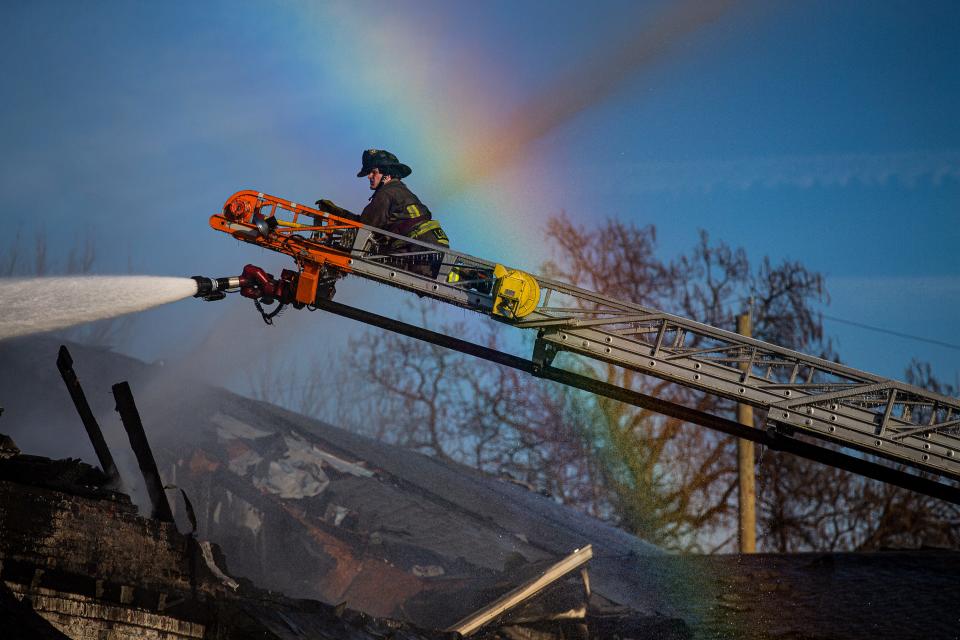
[56,345,121,485]
[314,298,960,506]
[112,381,175,523]
[447,545,593,637]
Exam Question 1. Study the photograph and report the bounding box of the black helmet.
[356,149,412,178]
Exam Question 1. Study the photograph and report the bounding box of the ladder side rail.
[524,280,960,419]
[533,279,893,387]
[339,216,502,271]
[347,254,496,314]
[531,279,960,418]
[533,307,960,440]
[533,324,960,479]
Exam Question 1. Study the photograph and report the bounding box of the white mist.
[0,276,198,340]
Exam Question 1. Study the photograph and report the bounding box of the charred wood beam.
[314,298,960,506]
[447,545,593,637]
[56,345,121,486]
[112,381,175,523]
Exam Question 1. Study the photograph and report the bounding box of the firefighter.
[316,149,449,277]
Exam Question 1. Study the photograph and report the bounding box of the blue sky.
[1,0,957,387]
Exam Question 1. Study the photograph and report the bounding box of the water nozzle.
[191,265,301,322]
[191,275,242,301]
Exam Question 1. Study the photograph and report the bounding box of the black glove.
[315,199,356,220]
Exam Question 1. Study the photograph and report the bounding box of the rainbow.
[279,1,740,271]
[276,3,588,270]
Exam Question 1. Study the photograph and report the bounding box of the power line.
[821,313,960,351]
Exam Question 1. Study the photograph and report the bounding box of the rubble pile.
[0,444,455,639]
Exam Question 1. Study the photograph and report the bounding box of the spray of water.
[0,276,198,340]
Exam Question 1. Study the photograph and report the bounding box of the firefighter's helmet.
[356,149,412,179]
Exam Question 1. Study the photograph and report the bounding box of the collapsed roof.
[2,336,959,639]
[0,336,684,638]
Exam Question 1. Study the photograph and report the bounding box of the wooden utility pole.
[737,311,757,553]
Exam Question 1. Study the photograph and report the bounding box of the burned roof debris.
[2,336,959,639]
[0,448,451,639]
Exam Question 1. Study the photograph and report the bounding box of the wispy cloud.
[599,151,960,193]
[828,274,960,297]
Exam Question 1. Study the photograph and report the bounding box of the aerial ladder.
[194,190,960,503]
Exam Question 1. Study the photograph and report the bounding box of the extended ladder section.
[211,191,960,486]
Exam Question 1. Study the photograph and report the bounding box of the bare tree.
[539,215,831,550]
[247,351,333,420]
[1,228,23,277]
[34,227,48,277]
